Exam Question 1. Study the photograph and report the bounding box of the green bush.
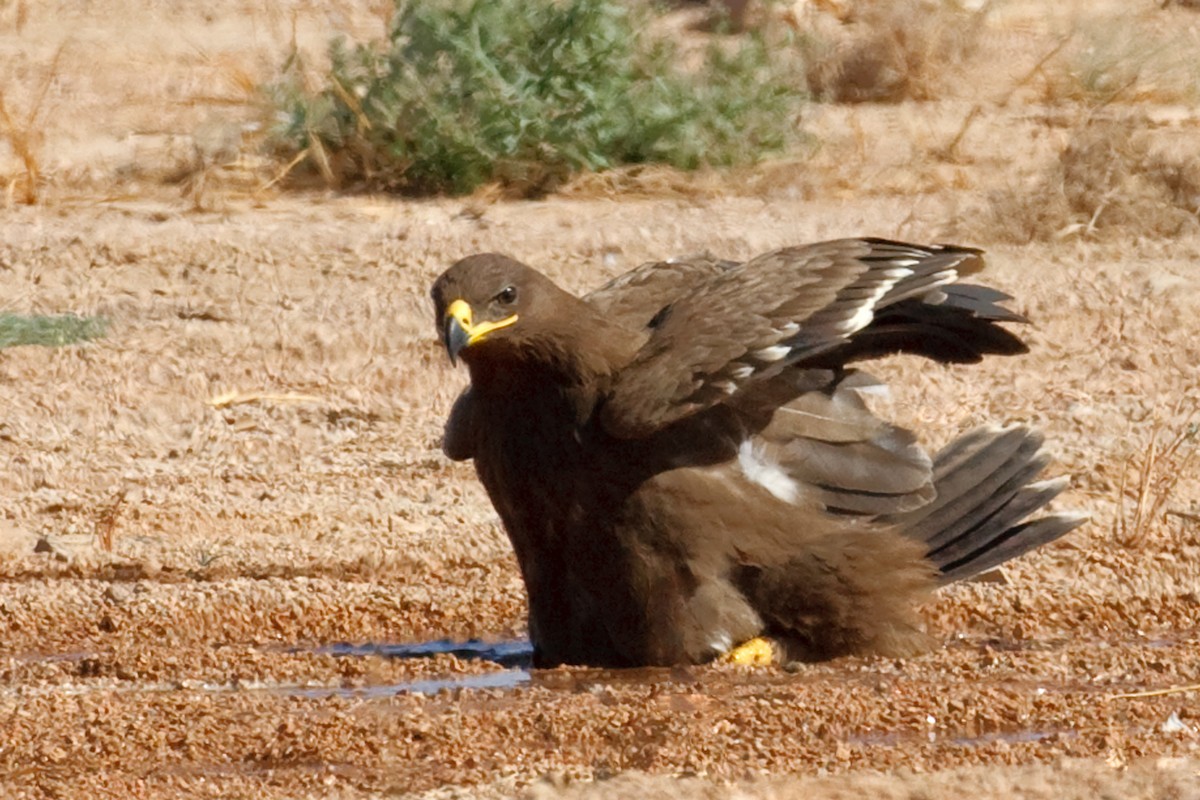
[269,0,807,195]
[0,314,107,349]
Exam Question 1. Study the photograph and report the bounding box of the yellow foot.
[720,636,778,666]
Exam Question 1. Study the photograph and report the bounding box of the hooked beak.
[442,299,518,364]
[444,314,471,365]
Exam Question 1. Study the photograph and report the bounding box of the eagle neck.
[466,352,602,431]
[464,304,641,427]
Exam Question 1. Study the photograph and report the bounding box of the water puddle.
[287,637,535,697]
[952,728,1078,747]
[850,727,1078,748]
[12,631,1196,706]
[285,669,531,699]
[284,639,701,698]
[8,650,95,664]
[312,638,534,669]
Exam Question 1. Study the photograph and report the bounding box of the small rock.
[968,568,1010,585]
[0,521,38,557]
[1162,711,1192,734]
[104,584,134,604]
[34,536,70,562]
[37,490,81,514]
[34,534,94,563]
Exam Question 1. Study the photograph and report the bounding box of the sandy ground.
[2,1,1200,798]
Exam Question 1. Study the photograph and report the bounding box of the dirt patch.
[2,1,1200,799]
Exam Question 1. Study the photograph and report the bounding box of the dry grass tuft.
[1039,20,1200,106]
[800,0,985,103]
[0,42,66,205]
[0,92,39,204]
[94,490,126,554]
[976,115,1200,243]
[1115,412,1199,548]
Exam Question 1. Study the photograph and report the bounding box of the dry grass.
[800,0,985,103]
[0,41,66,205]
[93,490,126,554]
[0,92,38,204]
[1116,411,1200,548]
[975,114,1200,243]
[1039,19,1200,106]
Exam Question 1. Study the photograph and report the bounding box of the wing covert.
[584,254,737,330]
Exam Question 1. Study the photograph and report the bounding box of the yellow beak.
[442,300,518,363]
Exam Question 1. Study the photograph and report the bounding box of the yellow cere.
[447,299,475,328]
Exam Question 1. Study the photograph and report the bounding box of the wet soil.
[2,1,1200,798]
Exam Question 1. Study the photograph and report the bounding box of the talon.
[721,636,778,666]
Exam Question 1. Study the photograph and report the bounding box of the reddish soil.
[1,1,1199,797]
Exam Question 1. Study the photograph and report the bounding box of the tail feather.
[895,426,1036,534]
[928,477,1066,570]
[921,444,1049,553]
[884,425,1085,583]
[939,514,1086,582]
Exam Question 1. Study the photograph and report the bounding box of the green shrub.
[269,0,807,195]
[0,314,108,349]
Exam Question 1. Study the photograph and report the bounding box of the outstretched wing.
[600,239,993,438]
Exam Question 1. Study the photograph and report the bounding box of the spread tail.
[883,424,1086,583]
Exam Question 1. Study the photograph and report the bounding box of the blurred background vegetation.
[268,0,809,196]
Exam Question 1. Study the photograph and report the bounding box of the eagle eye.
[496,285,518,306]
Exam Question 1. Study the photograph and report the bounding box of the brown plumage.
[430,238,1083,668]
